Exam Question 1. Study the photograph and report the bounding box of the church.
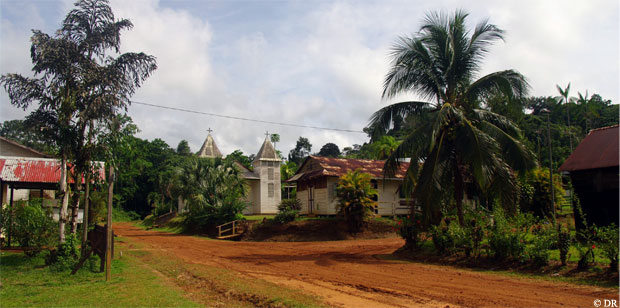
[178,131,281,215]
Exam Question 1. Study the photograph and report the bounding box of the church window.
[268,183,274,197]
[268,168,274,180]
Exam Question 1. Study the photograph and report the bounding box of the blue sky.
[1,0,618,157]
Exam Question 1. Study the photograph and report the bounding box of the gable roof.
[0,156,105,184]
[0,137,51,158]
[197,134,222,158]
[559,125,619,172]
[288,156,410,182]
[253,137,280,162]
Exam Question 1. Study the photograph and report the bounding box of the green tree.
[270,133,280,149]
[336,169,377,233]
[0,119,55,154]
[556,83,573,151]
[1,0,156,242]
[317,142,341,157]
[176,140,191,156]
[370,10,536,226]
[225,150,252,170]
[288,137,312,165]
[175,157,247,230]
[370,136,401,160]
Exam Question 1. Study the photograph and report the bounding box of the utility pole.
[105,165,114,281]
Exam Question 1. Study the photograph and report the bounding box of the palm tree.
[556,83,573,151]
[371,136,401,160]
[370,10,536,226]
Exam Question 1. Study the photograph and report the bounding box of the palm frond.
[464,70,529,106]
[368,101,430,140]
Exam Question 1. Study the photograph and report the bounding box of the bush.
[46,233,79,272]
[526,224,555,267]
[1,199,56,256]
[278,198,302,212]
[557,225,571,266]
[595,224,619,270]
[430,217,469,256]
[397,215,424,250]
[576,225,597,270]
[519,168,565,219]
[336,169,377,233]
[487,208,529,261]
[274,209,298,224]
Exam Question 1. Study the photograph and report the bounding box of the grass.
[0,245,200,307]
[241,215,275,221]
[120,237,328,308]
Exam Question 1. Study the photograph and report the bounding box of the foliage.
[557,225,572,266]
[176,157,247,231]
[1,200,56,256]
[341,143,374,159]
[429,217,470,256]
[225,150,253,170]
[0,119,55,154]
[519,168,565,219]
[176,140,192,156]
[526,224,555,267]
[112,207,141,222]
[46,233,79,272]
[288,137,312,165]
[335,169,377,233]
[594,224,619,270]
[396,215,425,250]
[370,136,401,159]
[369,10,535,226]
[270,133,280,149]
[317,143,341,157]
[487,208,530,261]
[274,209,298,224]
[576,225,597,270]
[278,198,302,212]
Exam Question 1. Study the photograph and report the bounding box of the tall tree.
[370,10,536,226]
[556,83,573,151]
[176,140,191,156]
[317,143,341,157]
[270,133,280,149]
[288,137,312,165]
[1,0,156,242]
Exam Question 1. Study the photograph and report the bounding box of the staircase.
[216,220,245,240]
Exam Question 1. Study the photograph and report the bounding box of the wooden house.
[287,156,412,216]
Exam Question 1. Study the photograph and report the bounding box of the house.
[178,131,281,215]
[287,156,412,216]
[559,125,619,226]
[0,137,105,222]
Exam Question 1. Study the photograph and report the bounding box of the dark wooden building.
[559,125,619,226]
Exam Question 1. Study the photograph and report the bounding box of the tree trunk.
[70,174,82,234]
[453,160,465,226]
[59,155,69,243]
[81,173,90,258]
[106,165,114,281]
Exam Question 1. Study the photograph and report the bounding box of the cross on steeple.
[207,128,213,134]
[265,131,270,138]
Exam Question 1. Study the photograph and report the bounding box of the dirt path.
[115,223,617,308]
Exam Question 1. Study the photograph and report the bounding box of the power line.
[130,100,366,134]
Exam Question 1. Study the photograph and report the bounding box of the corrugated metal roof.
[559,125,619,172]
[288,156,410,182]
[0,156,105,184]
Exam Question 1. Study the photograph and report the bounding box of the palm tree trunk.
[81,173,90,258]
[70,174,82,234]
[453,160,465,226]
[59,154,69,243]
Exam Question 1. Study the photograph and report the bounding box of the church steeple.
[253,132,280,164]
[197,128,222,158]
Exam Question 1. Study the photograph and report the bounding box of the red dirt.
[114,223,618,308]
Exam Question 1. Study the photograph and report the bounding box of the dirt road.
[115,223,617,307]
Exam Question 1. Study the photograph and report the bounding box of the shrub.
[519,168,565,219]
[557,225,571,266]
[526,224,555,267]
[576,226,597,270]
[487,208,528,261]
[595,224,619,270]
[1,199,56,256]
[278,198,302,212]
[397,215,424,250]
[335,169,377,233]
[430,217,469,256]
[274,209,298,224]
[46,233,80,272]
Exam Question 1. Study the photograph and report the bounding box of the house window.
[268,183,274,197]
[268,168,274,180]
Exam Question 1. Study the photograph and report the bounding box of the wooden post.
[105,166,114,281]
[81,174,90,258]
[8,186,14,247]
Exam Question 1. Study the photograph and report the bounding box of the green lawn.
[0,249,200,307]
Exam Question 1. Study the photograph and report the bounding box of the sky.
[1,0,618,157]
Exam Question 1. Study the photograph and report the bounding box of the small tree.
[336,169,377,233]
[317,143,341,157]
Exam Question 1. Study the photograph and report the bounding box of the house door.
[308,186,315,214]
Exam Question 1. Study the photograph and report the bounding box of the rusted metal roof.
[0,156,105,184]
[559,125,619,172]
[288,156,410,182]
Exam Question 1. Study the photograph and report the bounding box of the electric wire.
[130,100,366,134]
